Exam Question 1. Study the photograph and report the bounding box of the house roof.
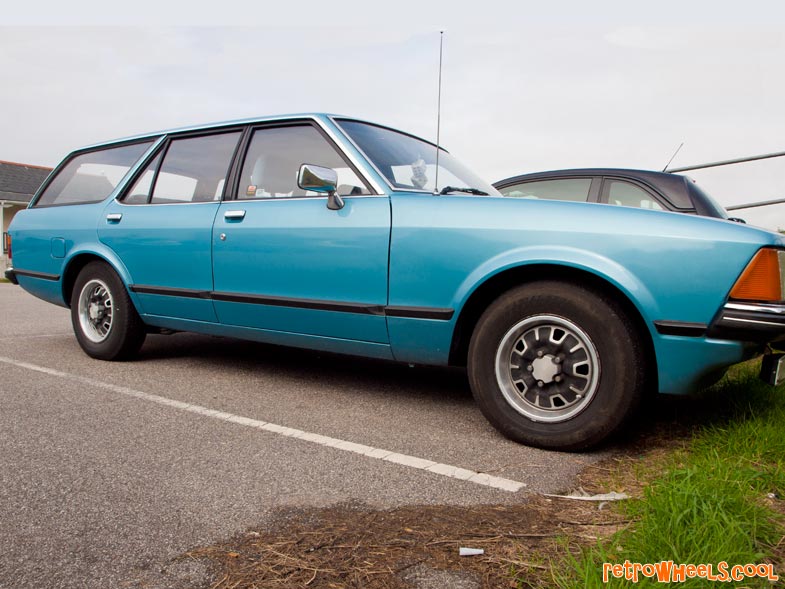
[0,160,52,204]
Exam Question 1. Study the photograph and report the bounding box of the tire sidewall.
[468,282,643,450]
[70,262,142,360]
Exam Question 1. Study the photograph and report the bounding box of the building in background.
[1,161,52,269]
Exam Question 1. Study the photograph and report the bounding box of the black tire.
[467,281,645,451]
[70,261,146,360]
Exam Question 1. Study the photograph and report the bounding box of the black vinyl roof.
[494,167,693,210]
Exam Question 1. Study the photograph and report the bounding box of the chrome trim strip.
[232,194,381,203]
[74,115,402,200]
[723,317,785,328]
[725,302,785,315]
[118,195,385,209]
[115,200,222,208]
[328,117,397,194]
[80,114,329,151]
[111,117,388,201]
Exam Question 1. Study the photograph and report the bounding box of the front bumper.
[4,267,18,285]
[709,302,785,343]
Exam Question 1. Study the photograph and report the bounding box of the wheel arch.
[62,248,134,308]
[448,263,658,391]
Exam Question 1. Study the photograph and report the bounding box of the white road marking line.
[0,333,72,340]
[0,355,526,493]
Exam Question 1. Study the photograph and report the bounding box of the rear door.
[99,129,243,321]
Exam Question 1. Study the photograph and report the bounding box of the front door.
[211,123,390,343]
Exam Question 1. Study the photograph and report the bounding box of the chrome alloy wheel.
[77,279,114,343]
[494,315,600,423]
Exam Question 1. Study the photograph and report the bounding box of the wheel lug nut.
[537,380,544,387]
[554,356,562,364]
[537,351,544,358]
[527,365,533,372]
[555,375,562,383]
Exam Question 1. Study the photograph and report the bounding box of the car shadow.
[137,332,476,406]
[616,361,778,452]
[137,334,775,454]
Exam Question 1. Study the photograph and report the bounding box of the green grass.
[546,361,785,588]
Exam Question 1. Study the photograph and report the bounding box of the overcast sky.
[3,1,785,228]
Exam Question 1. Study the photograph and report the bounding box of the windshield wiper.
[438,186,489,196]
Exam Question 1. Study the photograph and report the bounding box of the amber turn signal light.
[729,248,785,302]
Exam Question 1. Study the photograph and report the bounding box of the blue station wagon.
[6,114,785,450]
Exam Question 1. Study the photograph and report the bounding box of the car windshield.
[336,119,500,196]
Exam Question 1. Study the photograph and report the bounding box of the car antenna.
[434,30,444,193]
[662,142,684,172]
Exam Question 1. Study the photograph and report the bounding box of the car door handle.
[106,213,122,223]
[224,210,246,220]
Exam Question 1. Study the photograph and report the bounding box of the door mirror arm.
[327,192,345,211]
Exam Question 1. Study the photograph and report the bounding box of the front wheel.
[70,261,146,360]
[468,281,646,451]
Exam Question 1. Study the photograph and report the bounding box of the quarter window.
[237,125,370,199]
[499,178,592,202]
[35,141,154,207]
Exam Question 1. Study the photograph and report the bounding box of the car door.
[99,129,243,322]
[212,122,391,343]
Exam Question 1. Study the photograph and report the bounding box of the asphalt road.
[0,284,605,588]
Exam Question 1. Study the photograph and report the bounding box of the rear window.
[34,141,154,207]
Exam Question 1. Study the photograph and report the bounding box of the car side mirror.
[297,164,344,210]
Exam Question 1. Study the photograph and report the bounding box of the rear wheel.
[468,281,645,450]
[70,261,146,360]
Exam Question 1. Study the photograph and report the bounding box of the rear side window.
[499,178,592,202]
[35,141,154,207]
[123,131,241,204]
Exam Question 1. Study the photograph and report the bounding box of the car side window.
[605,180,664,211]
[123,132,241,205]
[498,178,592,202]
[123,152,162,204]
[35,141,154,207]
[237,125,370,200]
